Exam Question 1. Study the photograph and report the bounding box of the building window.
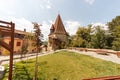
[17,42,21,46]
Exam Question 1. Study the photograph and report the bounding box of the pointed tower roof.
[53,14,67,34]
[50,24,55,30]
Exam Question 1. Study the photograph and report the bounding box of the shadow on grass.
[3,65,32,80]
[13,66,32,80]
[38,61,47,66]
[20,60,34,64]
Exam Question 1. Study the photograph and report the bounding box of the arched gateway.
[0,20,15,80]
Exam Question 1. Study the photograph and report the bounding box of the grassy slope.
[3,50,120,80]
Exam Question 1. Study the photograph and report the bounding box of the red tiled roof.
[51,14,67,35]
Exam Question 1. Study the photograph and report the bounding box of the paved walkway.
[69,49,120,64]
[0,51,54,65]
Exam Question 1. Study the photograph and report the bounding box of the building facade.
[0,28,35,55]
[48,14,68,50]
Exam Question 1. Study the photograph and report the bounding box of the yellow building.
[48,14,69,51]
[0,28,35,55]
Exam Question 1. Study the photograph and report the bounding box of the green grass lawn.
[3,50,120,80]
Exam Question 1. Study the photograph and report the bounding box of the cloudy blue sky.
[0,0,120,40]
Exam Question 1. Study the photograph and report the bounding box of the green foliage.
[104,34,114,49]
[70,27,91,47]
[67,16,120,49]
[68,15,120,50]
[112,26,120,51]
[90,26,106,49]
[20,34,30,59]
[70,25,110,49]
[33,23,43,49]
[3,50,120,80]
[70,35,85,47]
[107,16,120,50]
[43,41,48,46]
[112,39,120,51]
[107,16,120,31]
[33,22,43,80]
[76,27,91,42]
[21,40,29,54]
[112,25,120,37]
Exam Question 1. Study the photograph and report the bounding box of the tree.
[71,36,84,47]
[76,27,89,41]
[106,16,120,49]
[104,34,114,49]
[86,24,92,47]
[20,38,28,60]
[76,27,91,47]
[20,33,32,60]
[23,33,35,65]
[112,25,120,51]
[69,35,77,47]
[90,26,106,49]
[69,26,92,48]
[33,22,43,80]
[107,16,120,31]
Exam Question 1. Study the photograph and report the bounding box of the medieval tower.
[48,14,68,50]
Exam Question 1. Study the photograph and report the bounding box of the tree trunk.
[33,48,39,80]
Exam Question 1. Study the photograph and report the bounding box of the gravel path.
[69,50,120,64]
[0,51,54,65]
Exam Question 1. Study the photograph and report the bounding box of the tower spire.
[53,14,67,34]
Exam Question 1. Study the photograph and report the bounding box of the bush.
[2,50,10,56]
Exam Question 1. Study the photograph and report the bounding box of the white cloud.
[40,21,51,41]
[91,22,108,30]
[46,0,52,9]
[12,18,34,32]
[0,15,81,40]
[48,20,53,24]
[13,18,51,41]
[46,5,51,9]
[0,16,34,32]
[40,5,44,9]
[37,20,81,40]
[40,20,81,40]
[0,0,52,16]
[39,0,52,9]
[65,20,81,35]
[0,16,51,40]
[0,0,18,16]
[84,0,95,5]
